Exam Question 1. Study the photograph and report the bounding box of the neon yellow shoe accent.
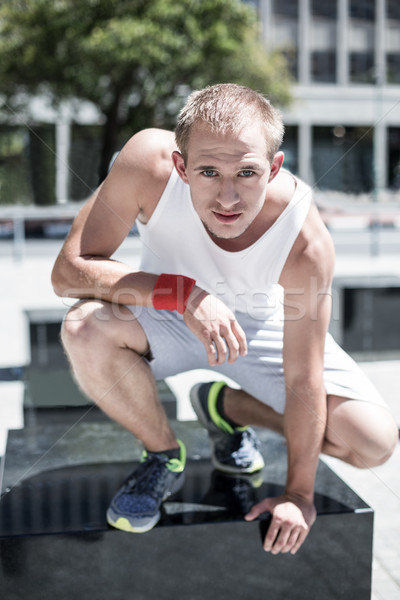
[246,454,265,474]
[141,440,186,472]
[208,381,246,435]
[110,517,155,533]
[166,439,186,473]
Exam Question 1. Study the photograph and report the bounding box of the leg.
[61,300,178,452]
[222,387,398,469]
[223,386,284,434]
[322,395,398,468]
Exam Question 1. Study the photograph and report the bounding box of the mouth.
[212,211,242,224]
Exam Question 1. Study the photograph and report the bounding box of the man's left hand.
[244,493,317,555]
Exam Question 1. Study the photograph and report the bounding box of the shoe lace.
[125,454,169,500]
[215,428,259,465]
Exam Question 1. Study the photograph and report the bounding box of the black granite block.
[1,421,207,495]
[0,459,373,600]
[0,515,373,600]
[0,419,373,600]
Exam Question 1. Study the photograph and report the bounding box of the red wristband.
[152,273,196,314]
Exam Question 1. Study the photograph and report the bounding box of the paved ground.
[0,235,399,599]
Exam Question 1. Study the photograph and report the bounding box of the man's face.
[173,121,282,241]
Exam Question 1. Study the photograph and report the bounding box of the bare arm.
[51,128,176,305]
[51,127,247,364]
[281,209,334,494]
[246,206,335,553]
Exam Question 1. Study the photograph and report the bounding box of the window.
[386,0,400,21]
[349,0,375,21]
[272,0,298,18]
[312,126,373,193]
[386,54,400,84]
[311,0,337,19]
[281,125,298,174]
[388,127,400,190]
[350,52,375,83]
[312,51,336,82]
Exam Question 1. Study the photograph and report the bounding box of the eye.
[239,170,254,177]
[202,169,217,177]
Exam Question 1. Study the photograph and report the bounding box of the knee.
[368,425,398,467]
[61,301,108,351]
[346,422,398,469]
[327,397,399,469]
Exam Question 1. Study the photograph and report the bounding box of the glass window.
[281,125,298,174]
[312,51,336,82]
[312,126,373,193]
[386,54,400,84]
[388,127,400,190]
[311,0,337,19]
[350,52,375,83]
[272,0,298,18]
[386,0,400,21]
[349,0,375,21]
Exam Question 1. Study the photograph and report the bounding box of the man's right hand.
[183,287,247,365]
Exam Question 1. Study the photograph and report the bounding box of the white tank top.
[137,168,312,320]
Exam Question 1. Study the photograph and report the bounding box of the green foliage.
[0,0,293,180]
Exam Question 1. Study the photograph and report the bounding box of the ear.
[268,151,285,183]
[172,151,189,184]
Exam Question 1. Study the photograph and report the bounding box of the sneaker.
[106,439,186,533]
[190,381,264,474]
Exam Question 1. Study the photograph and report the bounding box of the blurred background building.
[0,0,399,210]
[256,0,400,197]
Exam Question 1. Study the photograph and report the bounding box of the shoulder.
[280,196,335,288]
[108,129,177,217]
[267,168,297,205]
[121,128,176,166]
[115,128,176,182]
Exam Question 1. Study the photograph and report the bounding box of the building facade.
[254,0,400,197]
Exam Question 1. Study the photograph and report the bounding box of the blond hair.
[175,83,284,162]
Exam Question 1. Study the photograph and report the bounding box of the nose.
[216,179,240,209]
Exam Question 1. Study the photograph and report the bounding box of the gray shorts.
[130,307,386,415]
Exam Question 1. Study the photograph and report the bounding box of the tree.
[0,0,292,183]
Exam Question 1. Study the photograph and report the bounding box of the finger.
[290,528,309,555]
[201,332,218,366]
[279,527,301,554]
[269,523,295,555]
[211,334,228,365]
[231,320,247,356]
[262,520,281,552]
[219,325,240,364]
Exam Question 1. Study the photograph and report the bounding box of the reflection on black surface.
[0,460,359,538]
[162,470,264,526]
[0,460,374,600]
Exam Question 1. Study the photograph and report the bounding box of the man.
[52,83,397,554]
